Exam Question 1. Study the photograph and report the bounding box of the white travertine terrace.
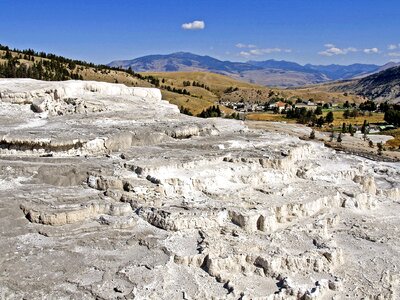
[0,79,399,299]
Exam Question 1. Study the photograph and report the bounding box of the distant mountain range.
[108,52,260,73]
[108,52,394,87]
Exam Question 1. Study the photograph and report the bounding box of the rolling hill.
[145,71,363,106]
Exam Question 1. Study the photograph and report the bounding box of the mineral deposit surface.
[0,79,399,299]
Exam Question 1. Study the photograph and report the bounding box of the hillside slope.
[329,66,400,103]
[146,71,363,105]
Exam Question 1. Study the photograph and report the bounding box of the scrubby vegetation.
[197,105,222,118]
[384,109,400,126]
[224,86,239,94]
[179,106,193,116]
[285,107,333,126]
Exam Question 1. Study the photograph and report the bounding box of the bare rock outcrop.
[0,79,399,299]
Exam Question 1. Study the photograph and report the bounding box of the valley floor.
[247,121,400,162]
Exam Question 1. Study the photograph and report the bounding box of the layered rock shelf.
[0,79,399,299]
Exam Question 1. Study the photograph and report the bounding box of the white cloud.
[181,20,205,30]
[388,52,400,57]
[388,44,398,50]
[236,43,257,48]
[363,47,379,54]
[318,44,357,56]
[239,47,292,57]
[239,51,251,57]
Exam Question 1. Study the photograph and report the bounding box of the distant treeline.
[0,44,109,70]
[0,44,198,97]
[286,106,332,126]
[384,108,400,126]
[0,53,82,81]
[0,44,139,81]
[161,85,191,95]
[0,44,164,83]
[183,80,210,91]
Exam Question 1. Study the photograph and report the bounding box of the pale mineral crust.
[0,79,399,299]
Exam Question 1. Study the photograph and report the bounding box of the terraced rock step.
[0,79,399,299]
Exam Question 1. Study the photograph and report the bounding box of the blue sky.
[1,0,399,65]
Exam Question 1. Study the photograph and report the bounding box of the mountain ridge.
[108,52,382,87]
[331,65,400,103]
[109,52,262,74]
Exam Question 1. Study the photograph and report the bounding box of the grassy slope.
[289,81,364,104]
[146,71,261,96]
[0,50,153,88]
[146,71,267,114]
[147,71,360,104]
[282,87,362,104]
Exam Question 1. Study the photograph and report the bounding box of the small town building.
[270,101,287,112]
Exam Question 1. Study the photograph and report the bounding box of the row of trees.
[182,80,210,91]
[224,86,239,94]
[342,108,362,119]
[161,85,191,95]
[197,105,222,118]
[286,107,334,126]
[225,112,241,120]
[341,123,356,135]
[179,106,193,116]
[384,109,400,126]
[0,44,104,70]
[0,57,82,81]
[359,100,377,111]
[0,44,151,83]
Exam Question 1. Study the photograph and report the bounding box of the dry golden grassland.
[323,111,385,126]
[283,87,363,104]
[146,71,261,96]
[245,113,292,122]
[384,128,400,149]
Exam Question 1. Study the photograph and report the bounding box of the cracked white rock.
[0,79,399,299]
